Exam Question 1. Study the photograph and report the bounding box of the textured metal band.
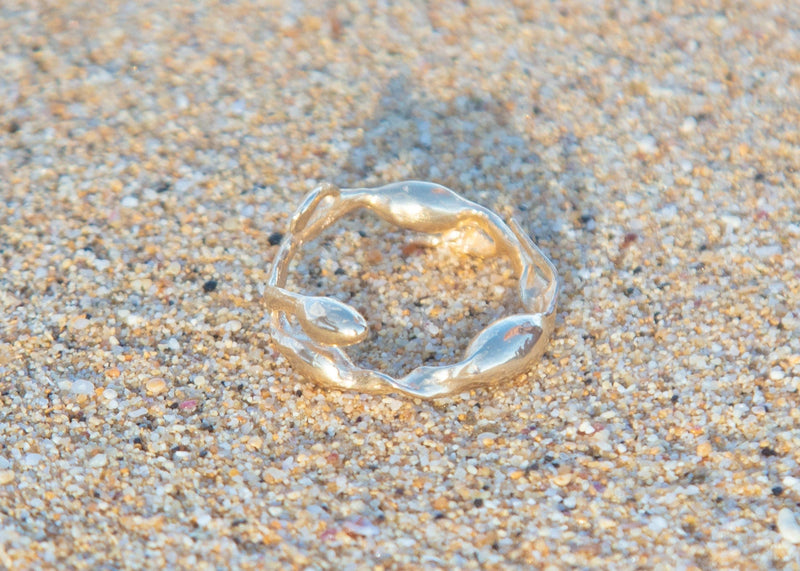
[266,181,559,398]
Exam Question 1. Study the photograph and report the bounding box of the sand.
[1,1,799,568]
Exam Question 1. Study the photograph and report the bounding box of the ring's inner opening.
[285,209,523,379]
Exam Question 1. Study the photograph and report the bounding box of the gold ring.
[266,181,558,398]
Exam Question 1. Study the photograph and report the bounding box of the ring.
[266,181,559,398]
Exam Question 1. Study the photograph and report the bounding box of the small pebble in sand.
[89,454,108,468]
[343,516,380,537]
[777,508,800,544]
[70,380,95,395]
[145,378,168,396]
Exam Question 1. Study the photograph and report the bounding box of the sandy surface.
[1,1,800,568]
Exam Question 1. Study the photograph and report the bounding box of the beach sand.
[1,1,799,568]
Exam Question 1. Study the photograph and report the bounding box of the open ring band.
[266,181,559,399]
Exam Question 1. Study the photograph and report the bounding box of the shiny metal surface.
[266,181,559,398]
